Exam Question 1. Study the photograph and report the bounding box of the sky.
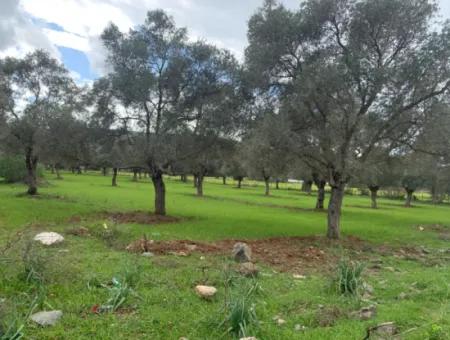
[1,0,450,84]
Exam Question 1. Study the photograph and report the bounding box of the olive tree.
[0,50,80,194]
[246,0,450,239]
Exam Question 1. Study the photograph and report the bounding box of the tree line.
[1,0,450,239]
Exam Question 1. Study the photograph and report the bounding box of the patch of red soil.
[127,235,367,273]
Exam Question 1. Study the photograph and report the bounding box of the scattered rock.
[200,256,205,260]
[397,292,407,300]
[239,337,257,340]
[232,242,252,263]
[185,244,197,251]
[179,337,188,340]
[30,310,63,326]
[34,232,64,246]
[384,266,396,272]
[352,305,377,320]
[277,318,286,326]
[142,252,154,257]
[363,282,374,295]
[195,285,217,299]
[366,322,397,339]
[294,324,307,331]
[170,251,188,257]
[293,274,306,280]
[238,262,259,277]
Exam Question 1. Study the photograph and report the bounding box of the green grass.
[0,172,449,339]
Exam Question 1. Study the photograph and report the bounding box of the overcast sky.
[1,0,450,83]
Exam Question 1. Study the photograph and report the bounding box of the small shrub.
[0,157,44,183]
[428,324,447,340]
[218,276,262,338]
[99,277,134,313]
[335,260,364,296]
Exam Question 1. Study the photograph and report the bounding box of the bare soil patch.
[127,235,367,273]
[68,211,180,225]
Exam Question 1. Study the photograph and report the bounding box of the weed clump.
[335,259,365,296]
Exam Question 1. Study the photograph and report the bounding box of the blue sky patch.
[58,46,97,80]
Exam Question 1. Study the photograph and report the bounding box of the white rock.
[294,324,306,331]
[30,310,63,326]
[195,285,217,299]
[277,318,286,325]
[293,274,306,280]
[240,337,257,340]
[142,252,154,257]
[34,232,64,246]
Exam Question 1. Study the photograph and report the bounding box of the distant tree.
[246,0,450,238]
[0,50,80,194]
[241,114,290,196]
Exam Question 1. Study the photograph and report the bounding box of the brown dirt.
[126,235,367,273]
[68,211,180,225]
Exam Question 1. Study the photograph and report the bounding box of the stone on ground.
[195,285,217,299]
[142,252,154,257]
[232,242,252,263]
[239,337,257,340]
[30,310,63,326]
[367,322,397,339]
[238,262,259,277]
[352,305,377,320]
[34,232,64,245]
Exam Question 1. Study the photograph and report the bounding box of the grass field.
[0,172,449,339]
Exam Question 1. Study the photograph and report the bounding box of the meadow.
[0,172,449,339]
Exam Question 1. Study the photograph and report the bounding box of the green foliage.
[219,276,262,338]
[428,324,447,340]
[0,157,44,183]
[335,260,365,296]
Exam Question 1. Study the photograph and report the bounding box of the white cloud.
[2,0,450,81]
[44,29,90,52]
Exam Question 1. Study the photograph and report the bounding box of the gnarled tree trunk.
[368,185,380,209]
[112,167,118,187]
[55,166,62,180]
[196,173,204,196]
[102,167,107,176]
[222,176,226,185]
[404,188,414,207]
[25,147,38,195]
[237,177,242,189]
[327,182,345,239]
[315,181,326,209]
[264,176,270,196]
[152,170,166,215]
[132,168,138,182]
[193,174,198,188]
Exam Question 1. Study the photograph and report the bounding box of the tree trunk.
[132,169,138,182]
[138,170,142,179]
[369,186,379,209]
[327,183,345,239]
[315,181,326,209]
[264,177,270,196]
[25,148,38,195]
[193,174,198,188]
[102,167,107,176]
[222,176,226,185]
[196,173,204,196]
[180,174,187,182]
[237,178,242,189]
[56,166,62,180]
[112,167,118,187]
[275,179,280,190]
[77,166,82,174]
[152,170,166,216]
[405,188,414,207]
[51,165,55,174]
